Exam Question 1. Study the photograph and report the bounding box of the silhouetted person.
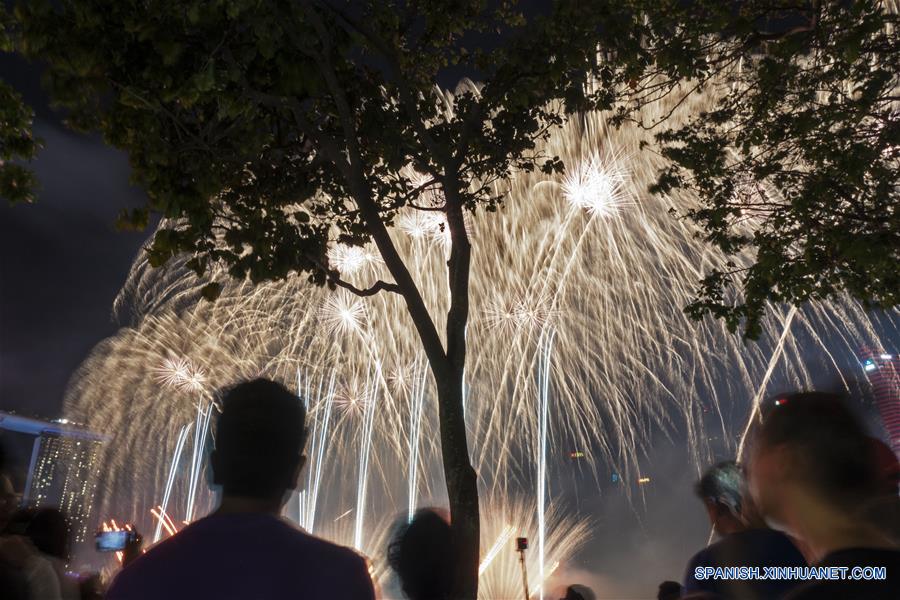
[5,507,67,600]
[562,584,595,600]
[749,392,900,599]
[388,508,453,600]
[683,461,806,599]
[23,508,78,599]
[657,580,682,600]
[0,441,28,600]
[107,378,375,600]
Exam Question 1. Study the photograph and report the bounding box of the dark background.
[0,52,150,418]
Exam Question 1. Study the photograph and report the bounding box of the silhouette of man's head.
[656,580,682,600]
[388,508,453,600]
[563,584,596,600]
[211,379,307,502]
[749,392,877,527]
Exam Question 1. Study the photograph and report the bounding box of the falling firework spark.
[535,329,556,600]
[355,367,381,551]
[297,369,338,534]
[407,358,429,522]
[154,423,191,543]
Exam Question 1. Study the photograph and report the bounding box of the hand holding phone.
[95,528,137,552]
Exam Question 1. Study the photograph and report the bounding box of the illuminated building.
[860,348,900,457]
[0,412,107,548]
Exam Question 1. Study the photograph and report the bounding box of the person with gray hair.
[682,460,806,599]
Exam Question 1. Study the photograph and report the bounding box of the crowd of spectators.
[2,381,898,599]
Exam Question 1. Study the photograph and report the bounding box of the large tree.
[16,1,652,595]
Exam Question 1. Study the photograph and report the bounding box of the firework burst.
[560,151,633,217]
[66,74,898,594]
[327,243,381,276]
[154,355,207,394]
[320,291,367,335]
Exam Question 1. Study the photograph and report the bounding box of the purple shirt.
[106,513,375,600]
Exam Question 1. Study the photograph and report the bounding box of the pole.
[518,545,530,600]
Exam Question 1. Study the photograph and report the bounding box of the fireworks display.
[64,84,898,596]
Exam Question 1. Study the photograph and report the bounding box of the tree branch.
[330,276,402,297]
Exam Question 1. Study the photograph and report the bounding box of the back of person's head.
[388,508,453,600]
[212,378,307,500]
[563,584,596,600]
[695,460,744,517]
[754,392,877,509]
[657,580,682,600]
[25,507,70,560]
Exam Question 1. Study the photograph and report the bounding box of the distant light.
[774,398,787,407]
[880,354,893,360]
[865,363,878,372]
[569,450,585,459]
[611,473,619,483]
[638,477,650,484]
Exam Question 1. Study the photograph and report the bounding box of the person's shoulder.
[280,522,368,565]
[788,578,900,600]
[106,522,207,598]
[822,547,900,566]
[786,549,900,600]
[730,527,805,560]
[683,546,714,592]
[276,526,374,598]
[731,526,791,545]
[687,544,712,564]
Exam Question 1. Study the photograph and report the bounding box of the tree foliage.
[645,0,899,337]
[0,7,39,205]
[15,0,625,292]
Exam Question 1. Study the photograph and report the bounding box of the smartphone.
[95,529,135,552]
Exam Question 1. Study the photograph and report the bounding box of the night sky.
[1,52,150,417]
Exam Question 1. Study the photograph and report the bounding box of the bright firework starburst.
[154,355,207,393]
[561,151,633,216]
[333,383,369,415]
[484,295,557,333]
[320,291,366,335]
[327,243,381,276]
[396,210,446,241]
[387,360,418,394]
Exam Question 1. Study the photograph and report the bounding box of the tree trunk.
[347,158,480,597]
[434,362,480,599]
[440,187,479,599]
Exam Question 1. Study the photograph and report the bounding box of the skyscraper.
[0,413,107,547]
[861,348,900,457]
